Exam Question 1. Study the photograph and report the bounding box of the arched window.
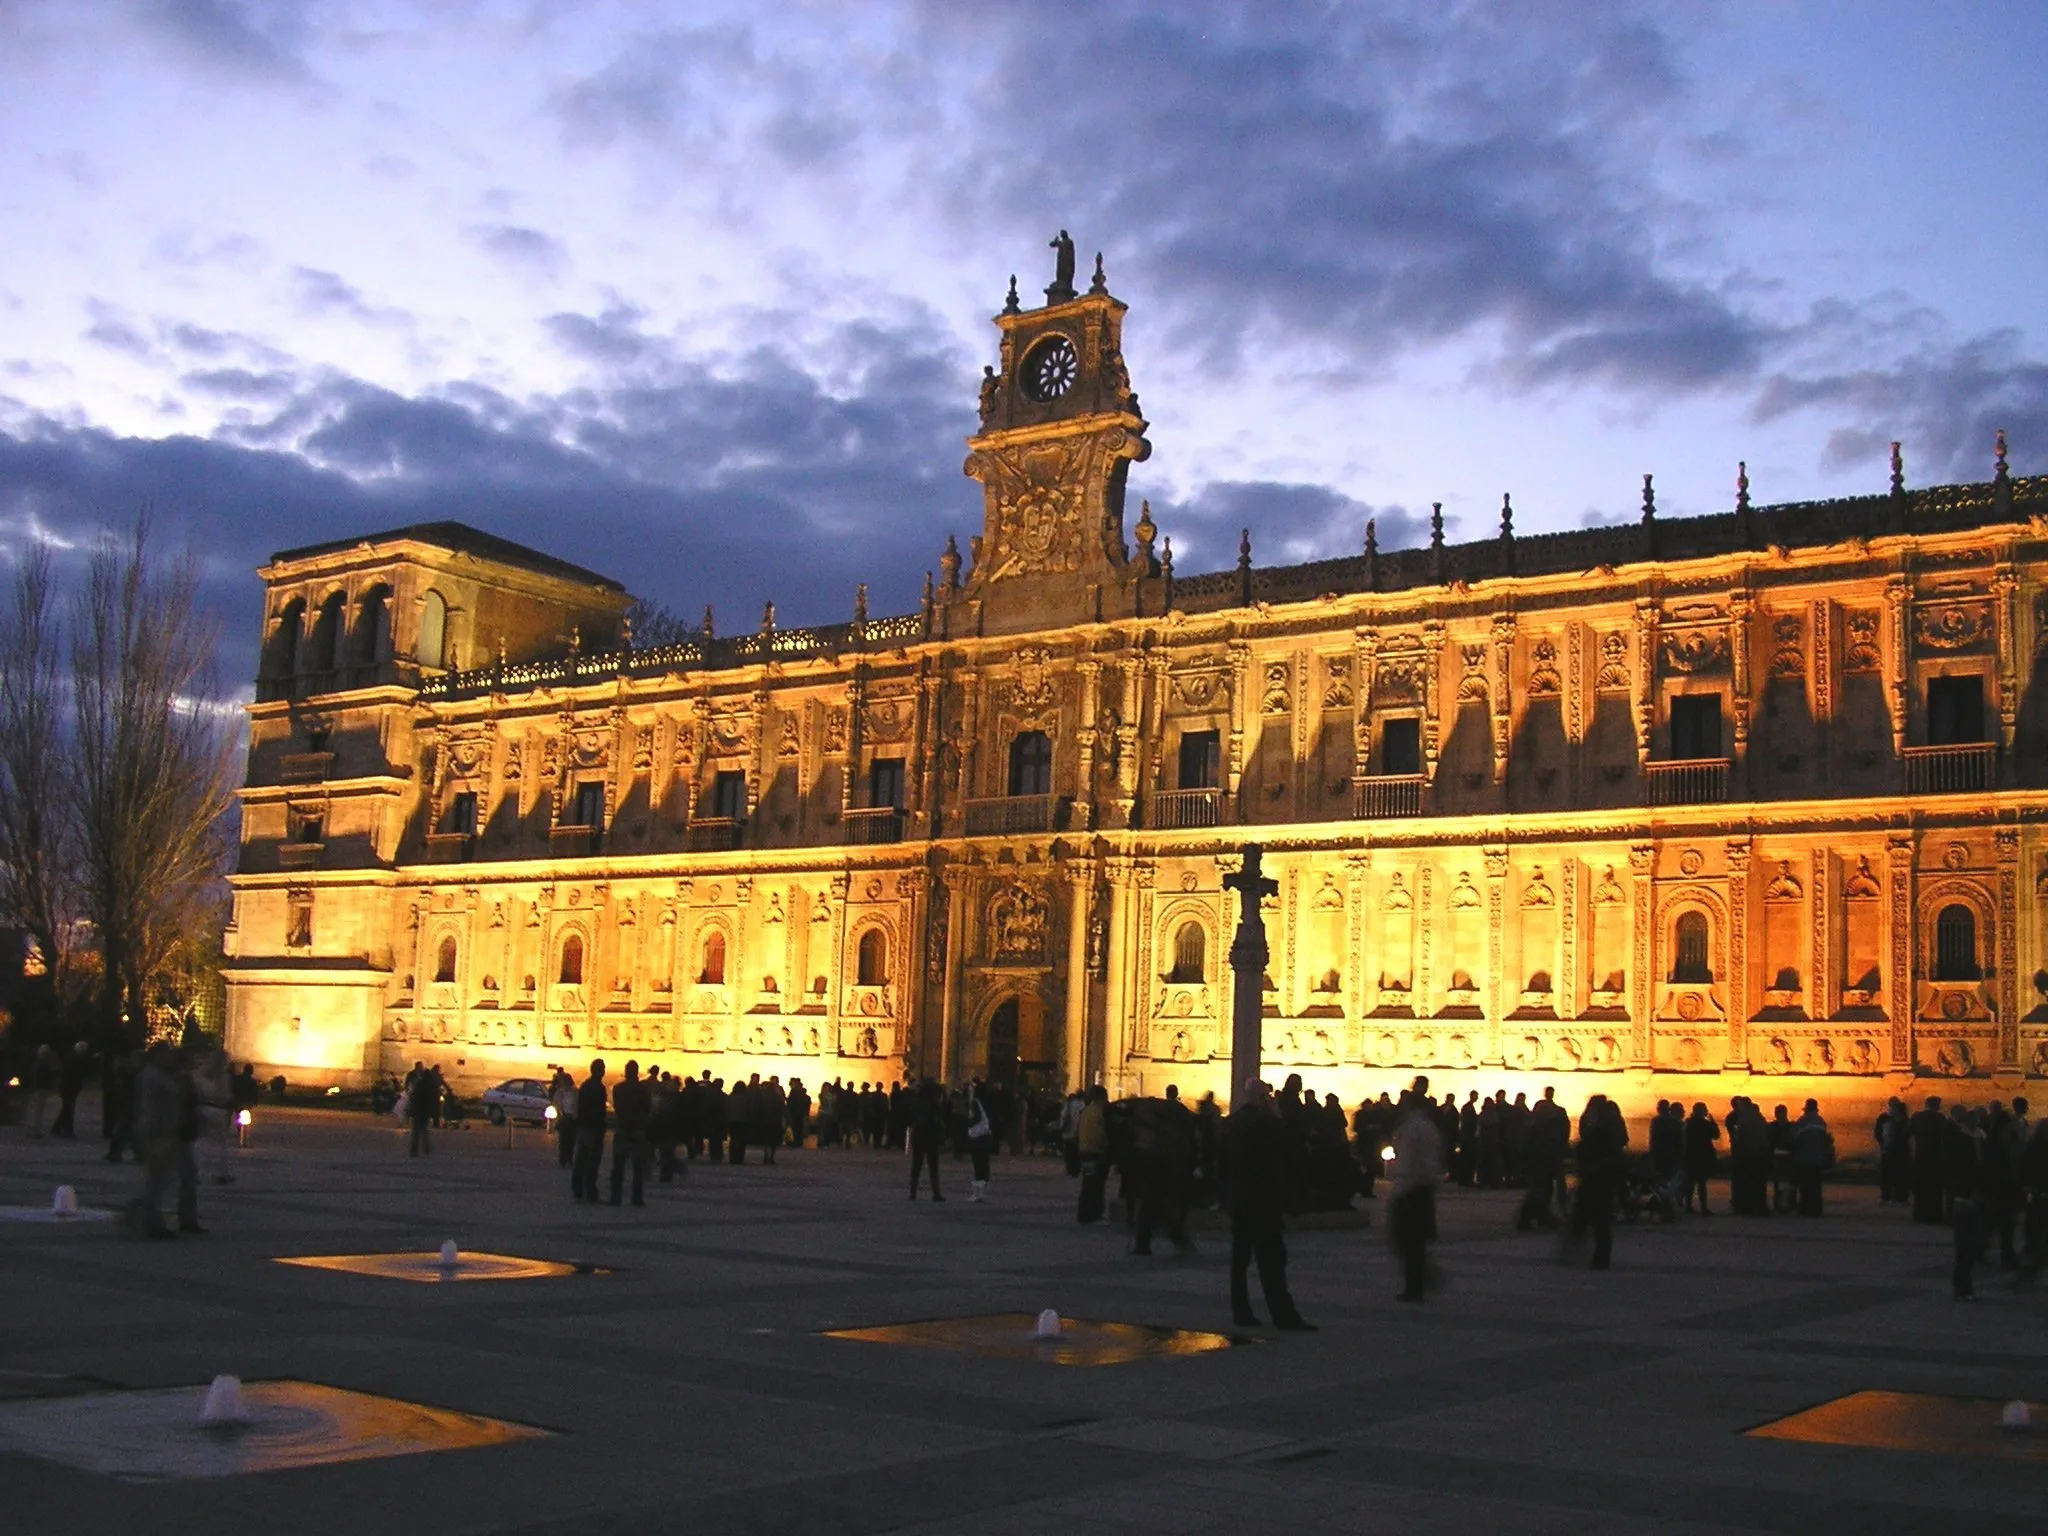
[310,591,346,673]
[268,598,305,678]
[1169,921,1206,983]
[1934,904,1980,981]
[353,584,390,666]
[857,928,888,986]
[1008,730,1053,796]
[557,933,584,986]
[699,930,727,985]
[417,589,448,669]
[434,936,457,984]
[1672,911,1711,984]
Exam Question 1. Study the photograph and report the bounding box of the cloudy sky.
[4,1,2045,686]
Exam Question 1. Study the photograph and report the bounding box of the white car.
[479,1077,553,1125]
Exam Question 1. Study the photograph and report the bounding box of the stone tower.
[948,236,1156,635]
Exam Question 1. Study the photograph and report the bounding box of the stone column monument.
[1222,843,1278,1100]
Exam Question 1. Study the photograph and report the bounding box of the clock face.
[1019,334,1079,403]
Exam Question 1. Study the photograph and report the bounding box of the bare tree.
[0,541,75,989]
[70,515,238,1041]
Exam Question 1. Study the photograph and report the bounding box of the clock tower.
[944,234,1158,635]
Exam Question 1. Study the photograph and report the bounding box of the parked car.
[479,1077,553,1125]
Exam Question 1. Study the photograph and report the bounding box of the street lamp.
[236,1108,253,1147]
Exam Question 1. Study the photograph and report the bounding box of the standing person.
[1682,1101,1721,1214]
[1223,1079,1314,1330]
[651,1072,683,1184]
[964,1079,995,1202]
[608,1060,651,1208]
[908,1080,944,1202]
[755,1076,786,1166]
[727,1077,752,1166]
[1908,1096,1949,1222]
[173,1048,206,1234]
[51,1042,89,1138]
[1517,1086,1568,1231]
[787,1078,811,1151]
[1567,1094,1627,1270]
[571,1059,608,1203]
[1875,1097,1911,1204]
[405,1061,437,1157]
[1391,1078,1446,1303]
[1059,1088,1086,1177]
[549,1067,578,1169]
[25,1043,58,1138]
[1075,1085,1110,1223]
[129,1044,181,1240]
[1790,1099,1835,1216]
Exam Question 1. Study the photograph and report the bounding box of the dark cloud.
[289,267,408,326]
[1152,480,1427,573]
[1754,330,2048,486]
[943,4,1774,393]
[84,303,153,358]
[465,223,568,275]
[141,0,317,83]
[551,26,754,147]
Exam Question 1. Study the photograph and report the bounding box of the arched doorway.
[986,999,1020,1086]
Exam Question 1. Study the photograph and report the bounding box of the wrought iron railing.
[1353,774,1426,819]
[1903,741,1994,795]
[1151,788,1223,829]
[1644,757,1730,806]
[842,807,904,845]
[962,794,1058,836]
[685,817,745,852]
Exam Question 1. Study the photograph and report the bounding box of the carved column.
[1811,598,1834,790]
[1345,852,1370,1060]
[1490,614,1515,785]
[746,688,768,821]
[1994,564,2021,758]
[1728,589,1753,779]
[958,675,981,810]
[895,869,928,1076]
[1886,833,1915,1069]
[1884,578,1911,762]
[1415,866,1436,1017]
[1997,828,2021,1070]
[1226,640,1251,807]
[1727,839,1751,1067]
[1063,865,1093,1093]
[1123,655,1161,824]
[1632,599,1659,766]
[1811,846,1837,1024]
[912,670,941,830]
[1421,621,1446,781]
[1483,843,1508,1062]
[938,868,967,1085]
[839,675,864,819]
[1629,842,1655,1064]
[1353,628,1380,784]
[1074,659,1101,830]
[1558,856,1580,1022]
[1292,647,1312,810]
[1100,857,1137,1087]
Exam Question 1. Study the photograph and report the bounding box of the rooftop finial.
[1364,517,1380,591]
[1088,251,1107,295]
[1133,499,1157,571]
[1736,461,1751,514]
[1641,473,1656,525]
[921,570,934,614]
[853,582,868,625]
[1002,274,1020,315]
[1429,502,1446,583]
[1237,527,1253,607]
[701,605,714,638]
[1890,440,1905,497]
[1995,428,2010,481]
[761,600,776,633]
[939,533,962,591]
[1501,492,1515,540]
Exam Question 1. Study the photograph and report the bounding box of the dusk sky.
[5,2,2046,687]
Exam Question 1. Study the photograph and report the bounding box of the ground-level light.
[1380,1145,1396,1163]
[236,1108,253,1147]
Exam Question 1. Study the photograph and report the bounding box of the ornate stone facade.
[226,252,2048,1119]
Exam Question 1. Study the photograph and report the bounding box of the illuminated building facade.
[225,248,2048,1118]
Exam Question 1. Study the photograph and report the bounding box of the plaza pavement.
[1,1103,2043,1535]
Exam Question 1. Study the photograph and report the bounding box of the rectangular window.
[568,781,605,830]
[1669,695,1722,760]
[710,770,748,822]
[1177,729,1220,790]
[445,791,478,836]
[868,757,905,810]
[1380,717,1422,776]
[290,809,325,845]
[1926,674,1985,745]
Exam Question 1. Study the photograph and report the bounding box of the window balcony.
[686,817,745,852]
[1644,757,1730,806]
[1903,742,1994,795]
[842,807,904,845]
[423,831,476,864]
[278,751,334,784]
[1151,787,1224,829]
[1353,773,1426,819]
[963,794,1059,836]
[548,824,604,857]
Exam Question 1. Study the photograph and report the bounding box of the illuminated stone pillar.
[1063,867,1092,1092]
[1726,838,1752,1068]
[1994,566,2021,757]
[938,869,967,1085]
[1226,641,1250,807]
[1629,843,1655,1065]
[1885,833,1915,1070]
[1632,599,1659,767]
[1074,660,1100,828]
[1996,828,2020,1071]
[1101,857,1135,1088]
[1490,614,1514,785]
[1483,843,1508,1063]
[1883,579,1911,762]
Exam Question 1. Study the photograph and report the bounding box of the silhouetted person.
[1517,1086,1567,1231]
[571,1059,608,1202]
[1790,1099,1834,1216]
[908,1081,944,1201]
[1391,1079,1445,1301]
[1908,1096,1949,1222]
[1568,1095,1626,1269]
[609,1059,651,1207]
[1224,1080,1313,1330]
[1682,1101,1720,1214]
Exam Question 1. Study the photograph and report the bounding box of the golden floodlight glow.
[1749,1390,2048,1462]
[824,1312,1245,1367]
[275,1251,602,1282]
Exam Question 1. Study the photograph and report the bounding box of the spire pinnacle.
[1890,440,1905,497]
[1641,473,1656,524]
[1237,527,1253,607]
[853,582,868,625]
[1364,517,1380,590]
[1736,461,1750,514]
[1088,251,1107,295]
[701,605,714,638]
[1002,274,1020,315]
[1995,428,2010,481]
[1430,502,1446,584]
